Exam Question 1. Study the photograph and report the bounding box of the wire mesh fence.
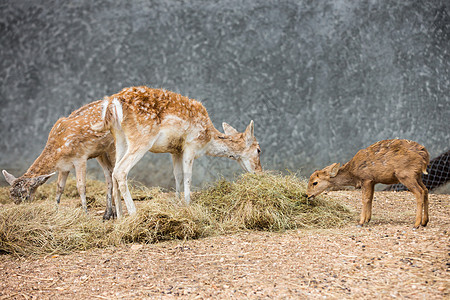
[384,149,450,192]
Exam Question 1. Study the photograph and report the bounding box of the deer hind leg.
[171,153,183,199]
[113,150,145,216]
[112,131,128,218]
[113,133,161,216]
[400,175,428,228]
[112,176,123,218]
[398,174,427,228]
[419,180,429,226]
[359,181,375,226]
[96,154,115,220]
[55,171,69,205]
[73,161,88,213]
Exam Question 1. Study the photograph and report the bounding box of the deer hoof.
[103,207,117,221]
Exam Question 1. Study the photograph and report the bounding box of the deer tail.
[420,147,430,175]
[91,98,123,131]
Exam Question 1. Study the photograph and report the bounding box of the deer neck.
[205,129,239,159]
[330,163,358,187]
[23,147,57,178]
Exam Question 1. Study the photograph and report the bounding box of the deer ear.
[2,170,17,185]
[222,122,239,135]
[30,172,56,188]
[244,120,255,146]
[245,120,254,137]
[328,163,341,178]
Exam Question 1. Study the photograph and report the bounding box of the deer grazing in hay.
[2,101,116,220]
[306,139,430,228]
[93,86,262,218]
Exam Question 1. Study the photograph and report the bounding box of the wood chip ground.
[0,191,448,299]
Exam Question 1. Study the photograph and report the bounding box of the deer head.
[2,170,55,204]
[221,120,262,173]
[306,163,341,199]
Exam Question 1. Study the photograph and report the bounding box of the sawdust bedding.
[0,190,448,299]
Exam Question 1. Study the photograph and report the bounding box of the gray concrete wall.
[1,0,449,189]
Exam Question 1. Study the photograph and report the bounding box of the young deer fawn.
[2,100,116,220]
[306,139,430,228]
[94,86,262,218]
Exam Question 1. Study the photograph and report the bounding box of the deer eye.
[257,148,261,154]
[312,182,318,186]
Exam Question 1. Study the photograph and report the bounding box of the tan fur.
[306,139,430,228]
[22,101,113,176]
[3,101,116,219]
[97,86,262,217]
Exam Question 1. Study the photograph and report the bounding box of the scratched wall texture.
[0,0,449,189]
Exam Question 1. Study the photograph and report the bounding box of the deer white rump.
[94,86,262,218]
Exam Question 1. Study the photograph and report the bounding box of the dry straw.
[0,172,353,256]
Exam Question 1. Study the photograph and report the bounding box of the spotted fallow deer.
[306,139,430,228]
[93,86,262,218]
[2,100,116,220]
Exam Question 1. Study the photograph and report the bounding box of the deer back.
[346,139,429,183]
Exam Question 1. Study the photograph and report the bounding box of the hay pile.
[0,203,110,256]
[194,172,352,231]
[0,172,353,256]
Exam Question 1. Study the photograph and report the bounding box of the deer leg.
[171,153,183,199]
[114,136,158,216]
[419,180,429,226]
[96,154,115,220]
[182,150,195,205]
[113,177,123,218]
[55,171,69,205]
[113,158,138,216]
[112,131,128,218]
[359,181,375,226]
[73,161,88,214]
[400,176,427,228]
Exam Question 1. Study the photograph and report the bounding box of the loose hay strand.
[0,172,353,256]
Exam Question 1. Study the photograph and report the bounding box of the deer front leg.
[359,181,375,226]
[182,150,195,205]
[171,153,183,199]
[55,171,69,205]
[73,161,88,214]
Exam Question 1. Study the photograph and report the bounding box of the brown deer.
[306,139,430,228]
[2,100,116,220]
[93,86,262,218]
